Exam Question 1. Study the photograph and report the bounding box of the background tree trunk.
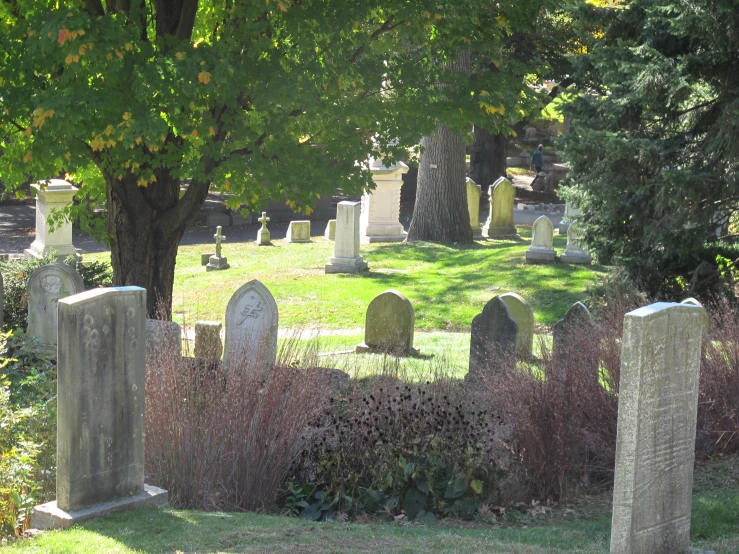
[406,125,472,242]
[469,125,508,187]
[105,172,209,319]
[407,51,473,243]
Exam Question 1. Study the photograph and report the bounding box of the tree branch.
[349,16,404,64]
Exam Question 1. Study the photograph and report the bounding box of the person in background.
[531,144,544,174]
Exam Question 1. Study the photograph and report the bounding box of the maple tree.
[1,0,539,317]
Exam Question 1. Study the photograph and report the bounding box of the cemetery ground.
[3,458,738,553]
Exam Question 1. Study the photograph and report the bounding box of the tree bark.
[105,170,210,319]
[469,125,508,187]
[406,125,472,242]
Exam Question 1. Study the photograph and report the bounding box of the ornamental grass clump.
[144,331,332,512]
[288,364,505,521]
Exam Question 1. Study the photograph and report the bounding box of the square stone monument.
[223,280,279,375]
[324,219,336,240]
[25,179,78,260]
[610,302,705,554]
[526,215,556,263]
[27,263,85,348]
[361,158,409,243]
[32,287,167,529]
[482,177,519,239]
[285,220,311,243]
[325,202,368,274]
[466,178,483,239]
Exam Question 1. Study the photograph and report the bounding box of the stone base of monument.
[471,226,484,240]
[560,250,591,264]
[325,256,369,274]
[201,252,214,266]
[24,245,78,261]
[206,255,230,271]
[482,226,520,240]
[355,342,419,356]
[32,485,168,530]
[525,248,556,263]
[361,223,407,244]
[256,230,272,246]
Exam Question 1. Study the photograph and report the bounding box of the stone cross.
[259,212,270,230]
[214,226,226,258]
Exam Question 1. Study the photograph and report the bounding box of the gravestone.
[27,263,84,348]
[482,177,519,239]
[356,290,416,354]
[32,287,167,529]
[285,220,311,243]
[552,302,596,381]
[145,319,181,361]
[525,127,537,140]
[466,178,483,239]
[324,219,336,241]
[526,216,556,263]
[610,302,705,554]
[468,296,518,381]
[325,202,368,274]
[206,226,230,271]
[560,221,592,264]
[361,158,409,243]
[497,292,534,358]
[194,321,223,360]
[0,272,4,328]
[223,280,279,374]
[256,212,272,246]
[681,298,701,307]
[200,253,214,266]
[24,179,78,260]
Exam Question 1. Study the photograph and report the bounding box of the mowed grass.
[86,226,605,332]
[5,458,739,553]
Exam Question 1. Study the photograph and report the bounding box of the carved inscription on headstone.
[610,302,705,554]
[224,280,278,374]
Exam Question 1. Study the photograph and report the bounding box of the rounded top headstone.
[497,292,534,358]
[531,216,554,248]
[363,289,415,352]
[27,263,85,347]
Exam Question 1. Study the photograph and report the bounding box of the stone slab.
[324,220,336,240]
[356,289,415,354]
[468,296,518,381]
[32,485,168,530]
[27,263,85,347]
[483,177,519,239]
[498,292,534,358]
[610,302,705,554]
[201,253,214,266]
[525,249,557,263]
[285,220,311,243]
[194,321,223,360]
[560,252,592,264]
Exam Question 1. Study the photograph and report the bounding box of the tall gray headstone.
[468,296,518,381]
[33,287,167,529]
[325,201,368,274]
[552,301,596,381]
[27,263,84,347]
[610,302,705,554]
[224,280,279,374]
[356,290,416,354]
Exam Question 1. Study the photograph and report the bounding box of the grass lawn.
[87,226,606,332]
[5,459,738,554]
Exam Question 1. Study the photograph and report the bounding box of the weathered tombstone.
[361,158,409,243]
[468,296,518,381]
[194,321,223,360]
[32,287,167,529]
[466,178,483,239]
[610,302,705,554]
[325,202,368,274]
[145,319,181,362]
[552,302,596,381]
[27,263,84,348]
[24,179,78,260]
[256,212,272,246]
[223,280,279,374]
[206,226,230,271]
[525,127,537,140]
[324,219,336,240]
[356,290,416,354]
[482,177,519,239]
[285,220,311,243]
[526,216,556,263]
[200,253,214,266]
[0,272,4,328]
[560,222,592,264]
[497,292,534,358]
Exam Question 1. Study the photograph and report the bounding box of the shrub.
[287,371,504,521]
[144,337,332,512]
[67,257,113,289]
[0,331,56,536]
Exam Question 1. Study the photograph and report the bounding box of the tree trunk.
[406,125,473,242]
[469,125,508,187]
[105,170,209,319]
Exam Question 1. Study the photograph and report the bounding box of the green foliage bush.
[286,378,503,521]
[0,331,56,536]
